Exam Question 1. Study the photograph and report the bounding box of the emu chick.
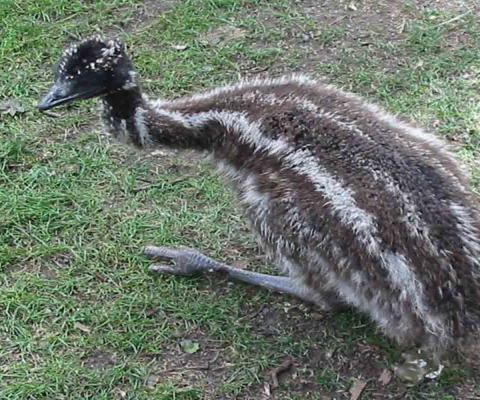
[39,37,480,359]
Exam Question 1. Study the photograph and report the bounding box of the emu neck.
[102,87,228,151]
[104,88,143,117]
[102,87,145,147]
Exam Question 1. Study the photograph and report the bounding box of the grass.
[1,0,480,398]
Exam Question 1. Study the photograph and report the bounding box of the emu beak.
[38,81,104,111]
[38,81,75,111]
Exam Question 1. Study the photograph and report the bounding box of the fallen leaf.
[311,312,326,321]
[235,260,249,269]
[349,379,367,400]
[415,60,424,69]
[324,350,334,359]
[150,149,167,156]
[425,363,444,380]
[146,374,161,389]
[378,368,393,386]
[172,44,188,51]
[74,322,91,334]
[263,382,271,397]
[0,100,25,116]
[179,339,200,354]
[347,2,357,11]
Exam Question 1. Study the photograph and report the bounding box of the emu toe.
[144,246,214,276]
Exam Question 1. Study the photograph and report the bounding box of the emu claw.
[144,245,211,276]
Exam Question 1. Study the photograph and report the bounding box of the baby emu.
[40,37,480,369]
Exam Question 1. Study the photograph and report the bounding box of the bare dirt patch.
[142,330,234,398]
[91,0,181,37]
[128,0,179,30]
[302,0,476,42]
[238,304,379,399]
[248,0,478,78]
[82,349,118,371]
[239,301,478,399]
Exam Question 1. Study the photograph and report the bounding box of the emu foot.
[144,246,221,276]
[144,245,343,309]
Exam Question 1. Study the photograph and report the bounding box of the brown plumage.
[39,37,480,362]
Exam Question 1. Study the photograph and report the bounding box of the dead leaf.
[378,368,393,386]
[347,2,357,11]
[311,312,326,321]
[146,374,161,389]
[150,149,167,156]
[235,260,249,269]
[262,382,271,397]
[425,363,444,380]
[172,44,188,51]
[415,60,424,69]
[74,322,91,334]
[0,100,26,116]
[349,379,367,400]
[179,339,200,354]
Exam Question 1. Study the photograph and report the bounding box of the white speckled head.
[39,36,137,110]
[58,36,126,77]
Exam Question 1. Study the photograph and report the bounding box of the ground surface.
[1,0,480,399]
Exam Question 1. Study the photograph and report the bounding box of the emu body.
[39,37,480,361]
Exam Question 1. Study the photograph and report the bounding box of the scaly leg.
[144,245,337,309]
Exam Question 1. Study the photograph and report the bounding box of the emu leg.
[144,245,335,308]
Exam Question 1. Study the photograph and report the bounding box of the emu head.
[38,37,136,111]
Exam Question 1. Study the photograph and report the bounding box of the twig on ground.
[133,176,191,193]
[42,110,63,118]
[432,9,472,29]
[330,15,346,25]
[237,304,268,322]
[350,379,367,400]
[270,357,295,389]
[165,350,221,373]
